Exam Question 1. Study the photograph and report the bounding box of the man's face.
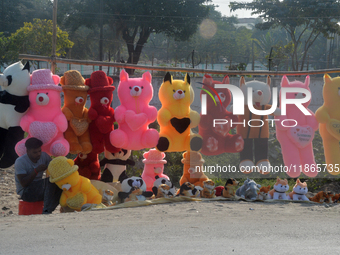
[27,147,42,163]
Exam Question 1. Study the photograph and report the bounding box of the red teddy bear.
[74,151,101,180]
[85,71,119,154]
[198,74,244,156]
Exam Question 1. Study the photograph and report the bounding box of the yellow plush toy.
[156,72,202,152]
[48,156,102,211]
[315,74,340,175]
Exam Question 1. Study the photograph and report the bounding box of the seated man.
[15,137,62,214]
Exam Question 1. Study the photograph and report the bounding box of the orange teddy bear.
[61,70,92,155]
[179,151,209,188]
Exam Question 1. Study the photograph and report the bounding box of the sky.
[212,0,256,18]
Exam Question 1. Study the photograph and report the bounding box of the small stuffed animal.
[48,156,102,211]
[288,179,309,201]
[74,151,101,180]
[199,75,244,156]
[61,70,92,155]
[257,185,271,200]
[0,61,30,168]
[141,148,169,191]
[152,175,176,198]
[332,194,340,203]
[315,74,340,175]
[309,191,327,203]
[85,71,119,154]
[177,182,202,197]
[214,186,224,197]
[110,70,159,150]
[102,190,116,207]
[15,69,69,157]
[268,177,289,200]
[222,178,239,198]
[276,76,318,178]
[155,184,172,198]
[236,178,261,200]
[156,72,202,152]
[179,151,209,188]
[324,192,334,204]
[200,179,216,198]
[100,149,134,183]
[118,176,153,202]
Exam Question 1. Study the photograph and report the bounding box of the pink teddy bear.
[141,148,169,191]
[276,75,318,178]
[110,70,159,150]
[15,69,69,156]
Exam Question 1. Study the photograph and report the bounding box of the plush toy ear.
[120,69,129,82]
[184,73,191,85]
[107,76,113,85]
[22,61,30,71]
[84,78,91,86]
[60,76,65,85]
[304,76,310,87]
[143,151,149,159]
[324,74,332,84]
[239,76,246,88]
[142,71,152,83]
[164,72,172,84]
[281,75,289,88]
[52,75,60,85]
[222,75,230,84]
[202,74,213,86]
[266,75,271,87]
[161,152,165,159]
[267,185,271,189]
[30,74,33,85]
[67,158,74,166]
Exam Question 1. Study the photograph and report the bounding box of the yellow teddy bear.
[315,74,340,175]
[48,156,102,211]
[156,72,202,152]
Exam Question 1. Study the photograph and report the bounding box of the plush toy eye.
[79,153,87,159]
[100,97,109,105]
[218,92,226,102]
[183,90,186,93]
[129,86,132,89]
[141,86,144,89]
[173,90,175,92]
[75,97,84,104]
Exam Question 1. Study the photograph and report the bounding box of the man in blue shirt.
[15,137,62,214]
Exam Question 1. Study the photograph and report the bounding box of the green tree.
[230,0,340,71]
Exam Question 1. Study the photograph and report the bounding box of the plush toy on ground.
[316,74,340,175]
[177,182,202,197]
[200,179,216,198]
[74,151,101,180]
[154,184,173,198]
[86,71,119,154]
[236,178,261,200]
[309,191,327,203]
[152,175,176,198]
[48,156,102,211]
[237,76,280,174]
[61,70,92,155]
[141,148,169,191]
[15,69,69,157]
[156,72,202,152]
[100,149,133,183]
[276,76,318,178]
[268,177,289,200]
[179,151,209,188]
[288,179,309,201]
[0,61,30,168]
[102,190,116,207]
[222,178,239,198]
[118,176,153,202]
[257,185,271,200]
[199,75,244,156]
[110,70,159,150]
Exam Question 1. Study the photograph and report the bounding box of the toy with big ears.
[156,72,202,152]
[74,151,101,180]
[268,177,289,200]
[288,179,309,201]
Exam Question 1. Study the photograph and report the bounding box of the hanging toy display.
[0,61,30,168]
[156,72,202,152]
[74,151,101,180]
[315,74,340,175]
[85,70,119,154]
[110,70,159,150]
[61,70,92,155]
[15,69,69,157]
[198,74,244,156]
[276,76,318,178]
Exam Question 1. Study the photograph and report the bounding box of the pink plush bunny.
[276,76,318,177]
[110,70,159,150]
[141,148,169,191]
[15,69,69,156]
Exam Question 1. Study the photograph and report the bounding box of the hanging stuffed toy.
[110,70,159,150]
[179,151,209,188]
[268,177,289,200]
[74,151,101,180]
[141,148,169,191]
[100,148,133,183]
[237,76,280,174]
[156,72,202,152]
[0,61,30,168]
[199,74,244,156]
[48,156,102,211]
[15,69,69,157]
[276,76,318,178]
[315,74,340,175]
[118,176,153,202]
[288,179,309,201]
[152,175,176,198]
[85,70,119,154]
[61,70,92,155]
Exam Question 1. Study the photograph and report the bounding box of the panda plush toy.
[0,61,30,168]
[152,175,176,198]
[118,176,153,202]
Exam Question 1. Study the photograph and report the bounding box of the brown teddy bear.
[61,70,92,154]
